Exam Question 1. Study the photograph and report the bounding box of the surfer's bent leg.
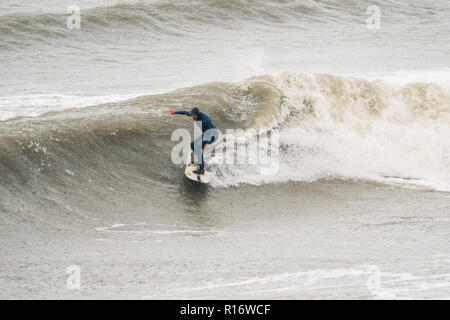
[198,129,218,172]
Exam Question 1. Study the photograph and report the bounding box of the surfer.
[169,107,218,174]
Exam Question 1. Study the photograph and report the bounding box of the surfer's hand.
[203,144,209,150]
[169,108,175,115]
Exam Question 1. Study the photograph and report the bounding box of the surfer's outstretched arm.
[169,109,191,116]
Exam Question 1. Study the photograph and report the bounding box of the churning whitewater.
[1,73,449,194]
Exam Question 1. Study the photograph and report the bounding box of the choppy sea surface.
[1,0,449,299]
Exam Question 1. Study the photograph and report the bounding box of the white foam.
[344,68,450,87]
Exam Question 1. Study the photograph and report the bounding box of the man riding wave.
[169,107,218,175]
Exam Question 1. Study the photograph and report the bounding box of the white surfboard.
[184,163,211,184]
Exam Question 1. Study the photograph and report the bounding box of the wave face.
[0,73,449,210]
